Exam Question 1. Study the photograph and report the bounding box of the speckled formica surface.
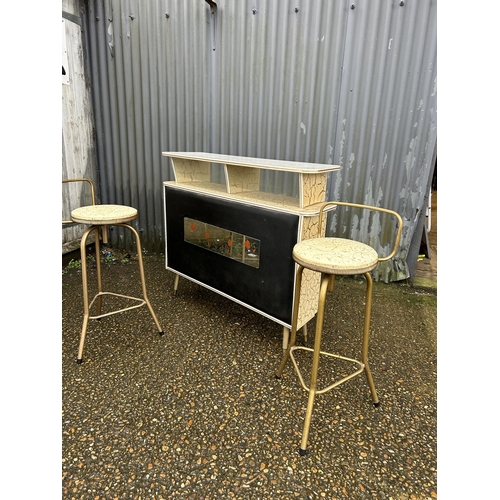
[62,250,437,499]
[293,238,379,275]
[71,205,138,225]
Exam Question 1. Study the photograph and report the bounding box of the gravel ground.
[62,249,437,500]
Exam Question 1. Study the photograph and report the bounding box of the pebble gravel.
[62,250,437,499]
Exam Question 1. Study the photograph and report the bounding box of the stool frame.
[63,178,164,364]
[77,222,164,363]
[276,201,402,455]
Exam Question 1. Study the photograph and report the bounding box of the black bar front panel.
[165,186,299,325]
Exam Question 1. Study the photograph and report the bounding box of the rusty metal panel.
[83,0,437,280]
[328,0,437,281]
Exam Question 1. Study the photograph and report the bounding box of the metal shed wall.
[329,0,437,281]
[82,0,437,281]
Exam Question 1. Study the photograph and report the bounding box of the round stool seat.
[71,204,138,225]
[293,237,379,275]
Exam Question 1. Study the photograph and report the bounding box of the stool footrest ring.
[290,345,365,395]
[88,291,147,320]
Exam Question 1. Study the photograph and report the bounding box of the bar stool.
[276,201,402,455]
[63,179,164,363]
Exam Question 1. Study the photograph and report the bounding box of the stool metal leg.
[77,226,96,363]
[94,225,103,317]
[125,223,164,335]
[299,274,330,455]
[362,272,379,406]
[327,274,335,292]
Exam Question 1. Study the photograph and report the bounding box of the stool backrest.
[62,178,96,225]
[317,201,403,262]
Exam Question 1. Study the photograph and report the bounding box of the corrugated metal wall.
[329,0,437,281]
[82,0,437,281]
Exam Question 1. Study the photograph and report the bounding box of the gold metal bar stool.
[276,201,402,455]
[63,179,164,363]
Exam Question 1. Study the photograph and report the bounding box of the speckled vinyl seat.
[63,179,164,364]
[275,201,402,455]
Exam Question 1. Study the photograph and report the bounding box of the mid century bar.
[162,152,340,348]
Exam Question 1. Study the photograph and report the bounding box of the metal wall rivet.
[129,15,135,20]
[400,1,405,5]
[351,4,356,10]
[165,13,170,18]
[295,7,299,13]
[252,9,257,15]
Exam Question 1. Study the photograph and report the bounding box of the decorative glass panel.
[184,218,260,268]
